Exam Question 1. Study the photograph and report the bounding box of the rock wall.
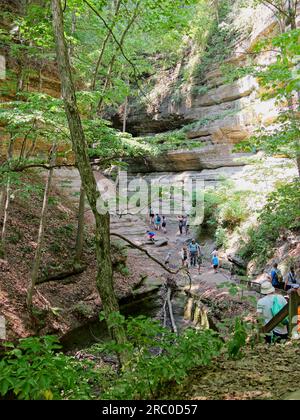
[122,3,280,138]
[113,3,299,172]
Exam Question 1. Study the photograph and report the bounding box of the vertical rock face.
[110,3,290,173]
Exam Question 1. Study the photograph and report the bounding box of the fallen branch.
[37,265,86,284]
[110,232,181,275]
[167,287,178,335]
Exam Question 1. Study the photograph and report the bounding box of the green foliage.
[140,130,189,152]
[192,0,240,81]
[73,302,95,319]
[0,336,98,400]
[97,313,222,399]
[238,180,300,265]
[200,184,250,249]
[234,29,300,160]
[227,317,248,359]
[215,226,228,248]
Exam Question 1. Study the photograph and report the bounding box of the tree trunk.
[122,95,128,133]
[0,137,14,258]
[74,184,85,266]
[27,146,56,308]
[296,155,300,177]
[51,0,128,362]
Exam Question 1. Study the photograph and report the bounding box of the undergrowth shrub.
[0,336,99,400]
[238,180,300,266]
[97,313,223,399]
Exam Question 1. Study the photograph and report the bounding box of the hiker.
[146,230,156,243]
[181,245,188,267]
[182,215,187,232]
[270,263,284,289]
[162,216,167,233]
[211,249,218,257]
[149,207,155,225]
[178,216,184,235]
[154,214,161,231]
[257,281,288,343]
[284,266,299,291]
[212,253,219,273]
[188,239,200,268]
[185,215,190,236]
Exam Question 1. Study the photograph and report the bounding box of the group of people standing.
[148,208,220,274]
[181,241,219,274]
[178,215,189,236]
[149,209,167,233]
[257,263,299,344]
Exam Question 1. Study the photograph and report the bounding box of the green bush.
[98,313,223,400]
[238,180,300,266]
[0,336,98,400]
[218,192,249,230]
[201,188,249,238]
[215,226,228,249]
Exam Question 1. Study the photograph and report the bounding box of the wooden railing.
[261,291,300,337]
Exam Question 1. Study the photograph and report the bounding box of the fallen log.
[37,265,86,284]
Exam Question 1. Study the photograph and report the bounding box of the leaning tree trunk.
[51,0,128,363]
[74,184,85,267]
[27,147,56,309]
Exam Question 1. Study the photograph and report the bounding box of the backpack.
[277,270,283,283]
[156,215,161,222]
[189,243,198,253]
[288,271,297,284]
[271,269,283,286]
[271,295,288,326]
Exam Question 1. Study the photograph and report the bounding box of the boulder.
[155,239,168,247]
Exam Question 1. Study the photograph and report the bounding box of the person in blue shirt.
[270,263,283,289]
[212,253,219,273]
[154,214,161,231]
[188,239,200,267]
[146,230,156,243]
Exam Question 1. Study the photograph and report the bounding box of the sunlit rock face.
[124,146,250,173]
[110,3,283,172]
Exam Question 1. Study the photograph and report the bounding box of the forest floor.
[159,341,300,400]
[0,171,153,340]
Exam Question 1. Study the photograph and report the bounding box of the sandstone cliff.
[113,2,299,172]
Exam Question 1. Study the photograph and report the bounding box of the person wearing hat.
[257,281,288,343]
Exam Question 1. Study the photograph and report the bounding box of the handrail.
[261,291,300,336]
[261,304,289,334]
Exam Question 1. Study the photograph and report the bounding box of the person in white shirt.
[257,281,288,343]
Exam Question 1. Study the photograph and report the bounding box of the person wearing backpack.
[270,263,284,289]
[188,239,199,267]
[154,214,161,231]
[257,281,288,343]
[284,266,299,291]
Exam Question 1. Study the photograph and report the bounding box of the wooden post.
[288,290,300,338]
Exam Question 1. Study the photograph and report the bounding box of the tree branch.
[91,0,122,90]
[111,232,183,275]
[261,0,289,18]
[83,0,148,100]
